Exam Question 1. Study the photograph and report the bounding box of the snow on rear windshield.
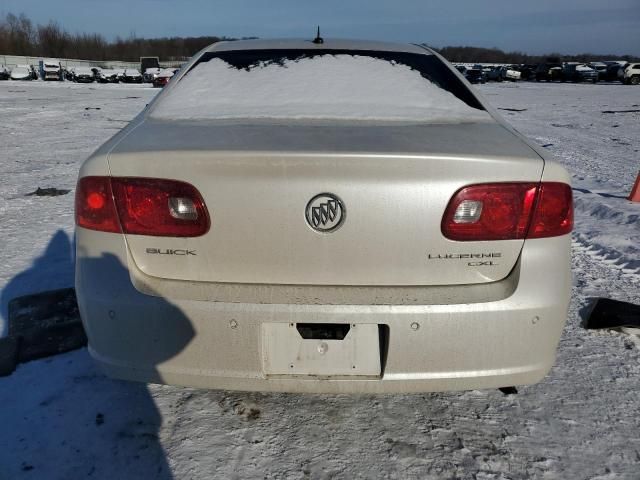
[151,54,491,123]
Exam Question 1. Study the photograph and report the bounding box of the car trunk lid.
[107,119,544,286]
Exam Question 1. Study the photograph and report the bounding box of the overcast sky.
[1,0,639,55]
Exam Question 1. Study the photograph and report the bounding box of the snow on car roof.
[157,68,176,78]
[151,55,490,123]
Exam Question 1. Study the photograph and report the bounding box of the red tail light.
[75,176,121,233]
[442,182,572,241]
[527,182,574,239]
[76,176,210,237]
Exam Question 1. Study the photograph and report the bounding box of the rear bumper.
[76,230,571,393]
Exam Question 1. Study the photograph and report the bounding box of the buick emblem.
[305,193,345,232]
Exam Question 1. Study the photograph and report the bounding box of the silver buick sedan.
[75,39,573,393]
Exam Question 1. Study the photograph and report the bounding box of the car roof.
[206,38,433,55]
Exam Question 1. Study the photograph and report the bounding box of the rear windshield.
[151,49,490,123]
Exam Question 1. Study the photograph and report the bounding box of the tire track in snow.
[572,235,640,277]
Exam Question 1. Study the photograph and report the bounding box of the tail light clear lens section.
[452,200,483,224]
[442,182,572,241]
[168,197,198,220]
[75,176,210,237]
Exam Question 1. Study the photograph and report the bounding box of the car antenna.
[312,26,324,44]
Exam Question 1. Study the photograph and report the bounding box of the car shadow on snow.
[0,231,195,479]
[0,230,75,336]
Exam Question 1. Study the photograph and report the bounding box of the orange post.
[629,171,640,202]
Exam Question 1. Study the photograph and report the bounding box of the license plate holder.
[262,323,381,376]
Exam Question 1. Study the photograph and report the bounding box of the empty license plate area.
[262,323,381,376]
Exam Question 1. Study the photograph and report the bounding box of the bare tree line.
[0,13,230,61]
[0,12,636,63]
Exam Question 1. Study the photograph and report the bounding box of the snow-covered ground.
[0,81,156,336]
[0,80,639,479]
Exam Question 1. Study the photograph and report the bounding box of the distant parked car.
[515,64,536,81]
[152,68,178,88]
[485,66,503,82]
[73,67,95,83]
[465,68,487,84]
[111,69,125,82]
[143,67,161,83]
[601,61,626,82]
[562,63,598,83]
[122,68,143,83]
[39,59,62,81]
[10,65,34,80]
[504,66,521,82]
[587,62,608,81]
[140,56,160,77]
[0,65,10,80]
[97,69,120,83]
[485,66,519,82]
[623,64,640,85]
[535,63,563,82]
